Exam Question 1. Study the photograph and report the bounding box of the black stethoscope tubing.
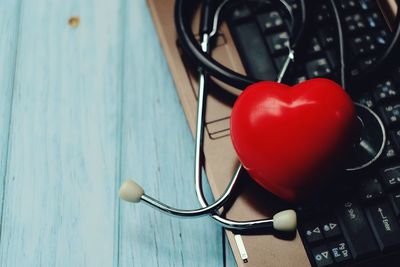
[175,0,400,91]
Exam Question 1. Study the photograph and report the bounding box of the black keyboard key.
[389,192,400,216]
[266,31,289,55]
[358,56,376,71]
[359,0,376,11]
[390,130,400,151]
[329,240,352,263]
[350,36,365,56]
[256,11,284,33]
[366,201,400,251]
[366,12,383,29]
[325,50,338,71]
[375,29,390,48]
[380,166,400,190]
[307,37,323,56]
[303,222,324,243]
[344,14,367,33]
[306,58,332,78]
[314,3,331,24]
[382,138,397,161]
[230,22,277,80]
[350,35,376,57]
[311,245,334,267]
[336,200,378,259]
[380,104,400,127]
[359,179,384,202]
[321,216,341,238]
[350,66,361,77]
[357,93,375,109]
[229,4,252,22]
[339,0,358,11]
[373,80,398,103]
[317,27,335,48]
[392,66,400,85]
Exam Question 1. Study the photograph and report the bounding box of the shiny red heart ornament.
[230,78,357,202]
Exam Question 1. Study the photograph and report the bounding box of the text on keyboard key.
[336,200,378,259]
[382,139,397,161]
[373,80,398,103]
[265,31,289,55]
[359,178,384,202]
[365,201,400,251]
[356,93,375,109]
[379,104,400,128]
[306,58,332,78]
[256,11,284,33]
[329,240,352,263]
[380,166,400,190]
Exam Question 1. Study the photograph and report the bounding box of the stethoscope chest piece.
[346,103,386,171]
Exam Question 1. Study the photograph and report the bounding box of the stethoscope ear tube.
[118,178,297,232]
[174,0,308,89]
[175,0,255,89]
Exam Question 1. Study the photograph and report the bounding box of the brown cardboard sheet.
[146,1,310,266]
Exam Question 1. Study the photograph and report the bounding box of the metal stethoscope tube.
[119,0,297,231]
[192,7,295,229]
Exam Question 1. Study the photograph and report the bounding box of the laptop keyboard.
[225,0,400,266]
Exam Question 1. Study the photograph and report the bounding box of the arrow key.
[303,222,324,243]
[320,216,341,238]
[311,245,333,267]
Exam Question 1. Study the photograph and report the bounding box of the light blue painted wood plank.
[0,1,124,266]
[118,1,225,266]
[0,0,21,223]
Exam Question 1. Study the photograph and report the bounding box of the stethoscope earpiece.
[272,210,297,232]
[119,180,144,203]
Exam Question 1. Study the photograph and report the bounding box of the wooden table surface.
[0,0,236,266]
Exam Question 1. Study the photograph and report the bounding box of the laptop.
[147,1,400,266]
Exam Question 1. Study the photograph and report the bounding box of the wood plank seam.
[0,0,23,242]
[113,1,129,266]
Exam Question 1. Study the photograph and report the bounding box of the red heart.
[230,78,357,202]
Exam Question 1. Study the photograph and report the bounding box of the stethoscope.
[119,0,400,233]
